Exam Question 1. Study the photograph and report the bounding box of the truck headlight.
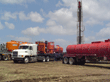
[18,55,24,57]
[21,55,24,57]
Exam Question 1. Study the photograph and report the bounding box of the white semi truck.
[12,44,38,63]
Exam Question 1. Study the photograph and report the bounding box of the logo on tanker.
[13,44,17,46]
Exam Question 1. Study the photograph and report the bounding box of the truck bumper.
[13,58,24,61]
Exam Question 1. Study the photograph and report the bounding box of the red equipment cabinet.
[63,39,110,65]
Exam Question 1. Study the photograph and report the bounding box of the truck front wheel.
[3,55,8,61]
[24,57,29,64]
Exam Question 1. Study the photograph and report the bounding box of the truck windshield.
[19,46,29,49]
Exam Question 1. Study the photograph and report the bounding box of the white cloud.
[46,20,56,26]
[85,18,103,26]
[19,11,28,20]
[1,11,17,20]
[56,0,110,26]
[97,27,110,37]
[22,27,46,36]
[7,35,15,38]
[85,36,95,43]
[54,39,69,44]
[40,9,47,17]
[19,11,44,22]
[106,23,110,27]
[1,11,44,22]
[0,0,35,4]
[96,22,110,38]
[56,1,63,7]
[5,22,15,29]
[28,12,44,22]
[0,22,4,29]
[47,25,75,35]
[22,25,76,36]
[15,37,32,42]
[48,8,76,27]
[82,0,110,26]
[43,0,48,3]
[22,7,78,36]
[46,8,77,35]
[22,7,77,36]
[59,0,77,7]
[6,35,32,42]
[54,39,74,52]
[84,36,107,44]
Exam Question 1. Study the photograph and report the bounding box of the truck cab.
[12,44,37,63]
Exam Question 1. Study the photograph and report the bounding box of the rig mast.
[77,0,84,44]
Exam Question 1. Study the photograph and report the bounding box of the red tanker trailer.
[62,39,110,65]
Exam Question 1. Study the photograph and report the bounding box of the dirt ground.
[0,61,110,82]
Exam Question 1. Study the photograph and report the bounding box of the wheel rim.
[46,56,49,62]
[25,58,29,63]
[43,57,45,62]
[69,58,74,65]
[3,56,8,61]
[64,57,68,64]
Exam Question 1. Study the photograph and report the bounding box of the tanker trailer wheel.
[24,57,29,64]
[69,57,76,65]
[46,56,49,62]
[63,57,69,64]
[42,56,46,62]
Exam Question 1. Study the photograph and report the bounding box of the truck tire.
[63,57,68,64]
[24,57,29,64]
[3,56,8,61]
[42,56,46,62]
[13,60,18,63]
[69,57,75,65]
[0,55,2,60]
[46,56,49,62]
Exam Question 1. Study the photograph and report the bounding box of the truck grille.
[13,51,18,57]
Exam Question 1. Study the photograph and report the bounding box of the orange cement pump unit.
[0,40,31,60]
[35,41,63,61]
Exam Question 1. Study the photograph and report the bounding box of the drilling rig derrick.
[77,0,84,44]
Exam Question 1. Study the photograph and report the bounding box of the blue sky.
[0,0,110,52]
